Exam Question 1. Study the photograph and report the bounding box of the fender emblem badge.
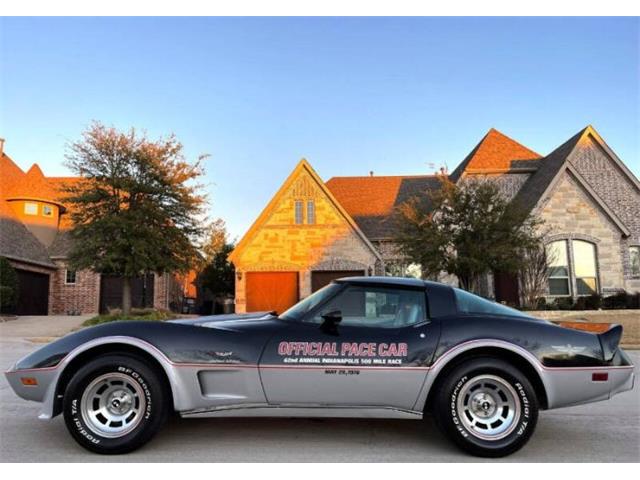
[551,344,586,356]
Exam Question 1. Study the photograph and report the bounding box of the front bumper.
[4,366,61,419]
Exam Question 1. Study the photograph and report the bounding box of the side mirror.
[320,310,342,335]
[321,310,342,324]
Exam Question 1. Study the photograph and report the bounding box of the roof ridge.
[327,174,439,181]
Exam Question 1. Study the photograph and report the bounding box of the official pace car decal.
[277,341,408,366]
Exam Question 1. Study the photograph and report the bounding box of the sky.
[1,17,639,240]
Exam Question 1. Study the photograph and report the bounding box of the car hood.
[169,311,278,331]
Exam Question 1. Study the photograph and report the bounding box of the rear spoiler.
[598,324,623,362]
[556,321,623,362]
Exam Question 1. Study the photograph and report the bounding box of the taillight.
[592,372,608,382]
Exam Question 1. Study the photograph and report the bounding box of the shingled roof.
[512,126,631,236]
[0,154,56,267]
[325,175,442,240]
[511,127,586,214]
[5,163,67,208]
[449,128,542,182]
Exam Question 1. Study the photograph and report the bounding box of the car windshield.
[279,283,343,321]
[453,288,532,318]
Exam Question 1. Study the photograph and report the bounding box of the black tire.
[432,357,538,457]
[62,354,170,454]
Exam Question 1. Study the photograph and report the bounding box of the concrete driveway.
[0,316,638,462]
[0,315,91,341]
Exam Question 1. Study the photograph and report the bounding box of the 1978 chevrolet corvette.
[5,277,635,457]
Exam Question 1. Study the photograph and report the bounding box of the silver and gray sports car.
[5,277,635,457]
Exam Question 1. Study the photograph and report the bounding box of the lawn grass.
[82,308,176,327]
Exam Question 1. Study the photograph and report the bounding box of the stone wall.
[538,170,625,294]
[233,167,379,312]
[569,134,640,292]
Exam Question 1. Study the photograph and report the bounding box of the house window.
[547,240,570,296]
[65,269,77,285]
[306,200,315,224]
[42,205,53,217]
[573,240,598,295]
[294,200,304,225]
[24,202,38,215]
[629,246,640,278]
[546,239,599,297]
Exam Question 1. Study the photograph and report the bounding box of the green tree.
[63,123,207,314]
[0,257,19,312]
[199,219,235,297]
[200,244,235,297]
[394,176,542,293]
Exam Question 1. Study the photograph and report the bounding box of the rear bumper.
[544,354,635,409]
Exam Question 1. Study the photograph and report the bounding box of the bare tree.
[519,235,555,309]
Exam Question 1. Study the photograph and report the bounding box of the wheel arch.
[51,338,177,418]
[419,343,549,413]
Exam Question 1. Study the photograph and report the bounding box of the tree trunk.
[122,276,132,315]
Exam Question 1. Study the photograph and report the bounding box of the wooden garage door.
[246,272,299,314]
[15,269,50,315]
[311,270,365,292]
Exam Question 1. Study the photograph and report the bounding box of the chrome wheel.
[456,374,521,441]
[80,373,146,438]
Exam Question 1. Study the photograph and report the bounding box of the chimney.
[0,138,4,156]
[369,171,374,177]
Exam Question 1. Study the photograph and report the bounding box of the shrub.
[585,293,603,310]
[0,257,18,312]
[603,293,628,310]
[552,297,574,310]
[82,308,175,326]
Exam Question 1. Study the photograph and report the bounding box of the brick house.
[230,125,640,312]
[0,140,189,315]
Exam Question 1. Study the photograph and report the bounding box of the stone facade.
[537,170,625,294]
[231,161,380,312]
[233,126,639,309]
[568,133,640,292]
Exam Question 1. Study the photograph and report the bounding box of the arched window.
[546,238,599,296]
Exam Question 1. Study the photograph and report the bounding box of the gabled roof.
[512,125,631,236]
[326,175,442,240]
[449,128,542,181]
[0,153,26,195]
[228,159,382,264]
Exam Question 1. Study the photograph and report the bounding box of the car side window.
[453,288,531,318]
[306,286,427,328]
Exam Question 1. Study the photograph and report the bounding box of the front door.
[259,283,440,410]
[494,271,520,306]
